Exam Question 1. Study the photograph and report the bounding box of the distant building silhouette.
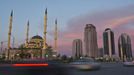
[84,24,98,58]
[98,48,104,57]
[118,33,132,61]
[103,28,115,58]
[72,39,83,59]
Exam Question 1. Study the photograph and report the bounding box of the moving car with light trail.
[69,58,101,70]
[0,59,69,75]
[123,61,134,67]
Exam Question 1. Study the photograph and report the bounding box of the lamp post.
[1,42,3,52]
[11,35,15,48]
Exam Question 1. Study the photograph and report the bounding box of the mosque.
[4,9,58,60]
[10,35,49,59]
[25,35,46,49]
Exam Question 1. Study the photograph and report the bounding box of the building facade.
[98,48,104,57]
[25,35,45,49]
[72,39,83,59]
[103,28,115,58]
[84,24,98,58]
[118,33,132,61]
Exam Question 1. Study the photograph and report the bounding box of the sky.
[0,0,134,56]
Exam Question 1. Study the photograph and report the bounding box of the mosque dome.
[31,35,43,39]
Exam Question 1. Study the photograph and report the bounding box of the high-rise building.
[72,39,83,59]
[118,33,132,61]
[98,48,104,57]
[103,28,115,58]
[84,24,98,58]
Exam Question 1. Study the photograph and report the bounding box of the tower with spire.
[26,21,29,44]
[7,10,13,60]
[25,20,29,48]
[54,19,58,53]
[42,8,47,58]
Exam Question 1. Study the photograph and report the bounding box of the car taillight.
[12,63,48,67]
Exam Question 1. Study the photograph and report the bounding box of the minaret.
[42,8,47,58]
[26,20,29,45]
[7,10,13,60]
[54,19,58,52]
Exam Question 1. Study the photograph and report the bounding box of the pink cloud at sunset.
[106,15,134,29]
[58,4,134,56]
[64,33,81,39]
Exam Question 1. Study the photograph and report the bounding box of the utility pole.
[1,42,3,52]
[12,36,15,48]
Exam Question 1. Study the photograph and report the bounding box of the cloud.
[106,15,134,29]
[58,4,134,56]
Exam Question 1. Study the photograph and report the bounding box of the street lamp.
[1,42,3,52]
[0,41,7,52]
[11,35,15,48]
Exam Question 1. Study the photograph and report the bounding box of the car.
[0,59,70,75]
[69,58,101,70]
[123,61,134,67]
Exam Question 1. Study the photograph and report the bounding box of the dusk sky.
[0,0,134,56]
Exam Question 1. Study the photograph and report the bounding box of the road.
[70,62,134,75]
[0,62,134,75]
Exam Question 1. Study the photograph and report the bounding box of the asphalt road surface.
[0,62,134,75]
[71,62,134,75]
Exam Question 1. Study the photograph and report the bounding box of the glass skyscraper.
[118,33,132,61]
[72,39,83,59]
[103,28,115,58]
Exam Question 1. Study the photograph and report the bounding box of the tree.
[0,53,5,60]
[61,55,67,60]
[45,46,53,58]
[57,54,61,58]
[18,44,25,49]
[19,52,25,59]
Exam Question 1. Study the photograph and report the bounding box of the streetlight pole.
[12,36,15,48]
[1,42,3,52]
